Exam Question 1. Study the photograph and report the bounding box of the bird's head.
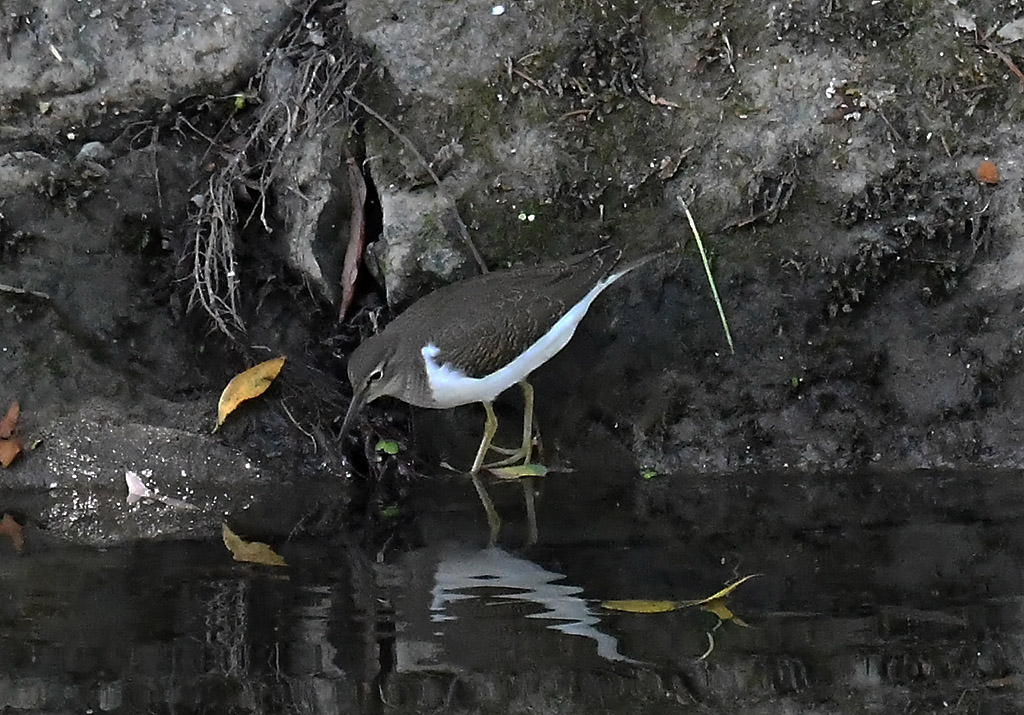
[340,333,406,437]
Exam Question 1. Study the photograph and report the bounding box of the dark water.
[3,469,1024,714]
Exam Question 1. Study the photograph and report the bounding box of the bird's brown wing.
[390,248,622,378]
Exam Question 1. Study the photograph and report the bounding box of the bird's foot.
[485,442,522,456]
[483,448,531,469]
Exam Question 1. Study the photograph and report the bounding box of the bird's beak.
[340,380,370,439]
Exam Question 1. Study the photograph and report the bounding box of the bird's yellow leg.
[471,401,499,473]
[470,472,501,546]
[479,383,540,545]
[485,381,535,466]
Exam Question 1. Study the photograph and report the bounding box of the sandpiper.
[342,246,664,544]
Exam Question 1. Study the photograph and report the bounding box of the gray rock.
[274,117,353,303]
[0,151,56,197]
[0,0,293,140]
[75,141,111,163]
[369,189,470,307]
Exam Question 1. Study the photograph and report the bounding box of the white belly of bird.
[421,271,625,408]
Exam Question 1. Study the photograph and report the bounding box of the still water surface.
[3,469,1023,714]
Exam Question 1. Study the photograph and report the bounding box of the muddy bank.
[0,0,1021,552]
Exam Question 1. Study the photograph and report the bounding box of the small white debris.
[491,5,505,15]
[125,469,201,511]
[125,470,154,505]
[48,44,63,62]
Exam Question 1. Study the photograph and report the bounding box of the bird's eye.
[368,367,385,383]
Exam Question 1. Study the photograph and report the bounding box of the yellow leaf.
[222,523,287,567]
[602,599,681,613]
[489,462,549,480]
[700,599,748,627]
[676,573,761,607]
[603,574,761,616]
[215,357,286,431]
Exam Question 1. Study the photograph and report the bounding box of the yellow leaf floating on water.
[222,523,287,567]
[603,574,761,614]
[602,599,682,613]
[489,462,549,480]
[675,573,761,607]
[701,599,749,627]
[215,357,286,431]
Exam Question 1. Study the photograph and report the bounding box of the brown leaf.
[222,523,287,567]
[339,156,368,321]
[215,357,286,430]
[0,401,19,439]
[0,514,24,552]
[0,438,21,468]
[976,160,1000,185]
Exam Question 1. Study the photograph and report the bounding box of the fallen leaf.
[976,160,1000,185]
[0,438,21,468]
[0,514,24,552]
[125,470,155,505]
[603,599,681,613]
[489,462,549,480]
[603,574,762,614]
[675,573,762,607]
[222,523,287,567]
[0,401,19,439]
[701,599,749,627]
[339,156,367,321]
[215,357,286,430]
